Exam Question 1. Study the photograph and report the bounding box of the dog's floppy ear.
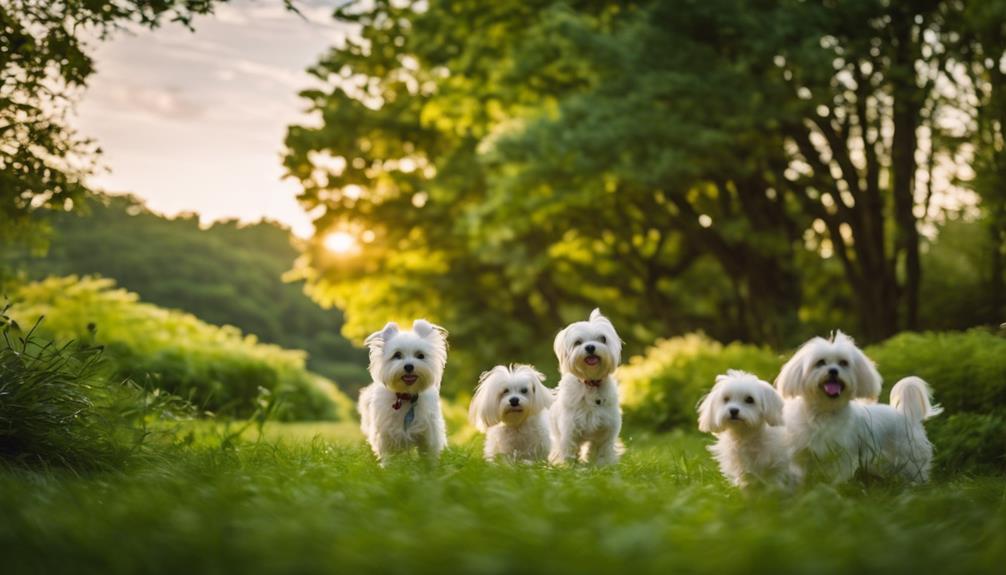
[697,380,723,433]
[516,364,552,413]
[412,319,447,341]
[469,366,505,431]
[364,322,399,382]
[553,326,569,370]
[759,380,785,426]
[365,322,399,349]
[775,338,818,398]
[774,352,802,399]
[837,331,882,400]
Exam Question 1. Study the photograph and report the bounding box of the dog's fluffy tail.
[890,376,943,423]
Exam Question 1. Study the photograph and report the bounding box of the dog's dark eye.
[723,396,730,403]
[745,396,755,404]
[838,359,848,367]
[574,339,582,346]
[815,359,826,367]
[502,388,509,395]
[416,352,425,360]
[392,351,403,359]
[600,336,607,343]
[521,387,528,394]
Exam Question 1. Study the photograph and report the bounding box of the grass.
[1,426,1004,575]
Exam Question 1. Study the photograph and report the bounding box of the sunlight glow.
[323,231,359,254]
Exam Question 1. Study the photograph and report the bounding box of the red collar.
[582,379,603,388]
[393,393,419,410]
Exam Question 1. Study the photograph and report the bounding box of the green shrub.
[10,276,353,421]
[865,329,1006,415]
[865,330,1006,476]
[0,311,181,470]
[928,413,1006,475]
[619,334,783,431]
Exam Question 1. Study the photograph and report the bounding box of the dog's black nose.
[828,367,839,377]
[404,364,414,373]
[585,344,596,354]
[729,407,740,418]
[509,397,520,407]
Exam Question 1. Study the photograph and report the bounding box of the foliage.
[10,194,369,389]
[9,276,353,421]
[621,328,1006,432]
[865,329,1006,416]
[928,413,1006,475]
[918,219,1003,331]
[0,307,188,471]
[284,0,1006,392]
[618,334,783,432]
[0,433,1004,574]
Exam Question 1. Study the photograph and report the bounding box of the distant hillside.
[14,193,369,390]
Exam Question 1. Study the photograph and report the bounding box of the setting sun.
[323,231,359,254]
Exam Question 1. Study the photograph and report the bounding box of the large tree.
[285,0,1000,389]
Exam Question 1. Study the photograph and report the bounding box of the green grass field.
[1,425,1003,575]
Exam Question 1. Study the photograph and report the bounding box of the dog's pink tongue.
[585,356,600,366]
[823,381,842,397]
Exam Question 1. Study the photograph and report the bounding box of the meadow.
[1,288,1004,574]
[2,425,1004,575]
[4,1,1006,573]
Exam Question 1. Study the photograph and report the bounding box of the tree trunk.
[890,13,922,332]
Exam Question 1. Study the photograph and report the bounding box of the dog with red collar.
[548,308,625,466]
[358,319,449,464]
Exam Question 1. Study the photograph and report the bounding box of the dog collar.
[581,379,602,388]
[392,393,419,410]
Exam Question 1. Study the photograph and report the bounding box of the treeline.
[9,194,369,390]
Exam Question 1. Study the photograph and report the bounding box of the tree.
[958,0,1006,322]
[488,0,982,341]
[285,0,1001,391]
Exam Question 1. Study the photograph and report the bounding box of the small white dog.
[358,319,449,463]
[549,308,624,466]
[776,331,942,484]
[697,370,797,490]
[468,364,553,462]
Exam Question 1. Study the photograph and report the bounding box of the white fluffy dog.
[358,319,448,463]
[468,364,553,462]
[697,370,797,490]
[776,331,942,484]
[549,308,624,466]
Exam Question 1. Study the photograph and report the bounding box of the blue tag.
[404,402,416,430]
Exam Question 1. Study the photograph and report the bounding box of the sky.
[75,0,348,237]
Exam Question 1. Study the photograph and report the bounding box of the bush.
[928,413,1006,475]
[0,311,182,470]
[10,277,353,421]
[865,329,1006,415]
[619,334,783,431]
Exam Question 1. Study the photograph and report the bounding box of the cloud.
[72,0,348,237]
[98,84,206,121]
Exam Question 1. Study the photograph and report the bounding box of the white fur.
[469,364,553,462]
[358,319,448,463]
[776,331,941,484]
[697,370,797,490]
[548,308,624,466]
